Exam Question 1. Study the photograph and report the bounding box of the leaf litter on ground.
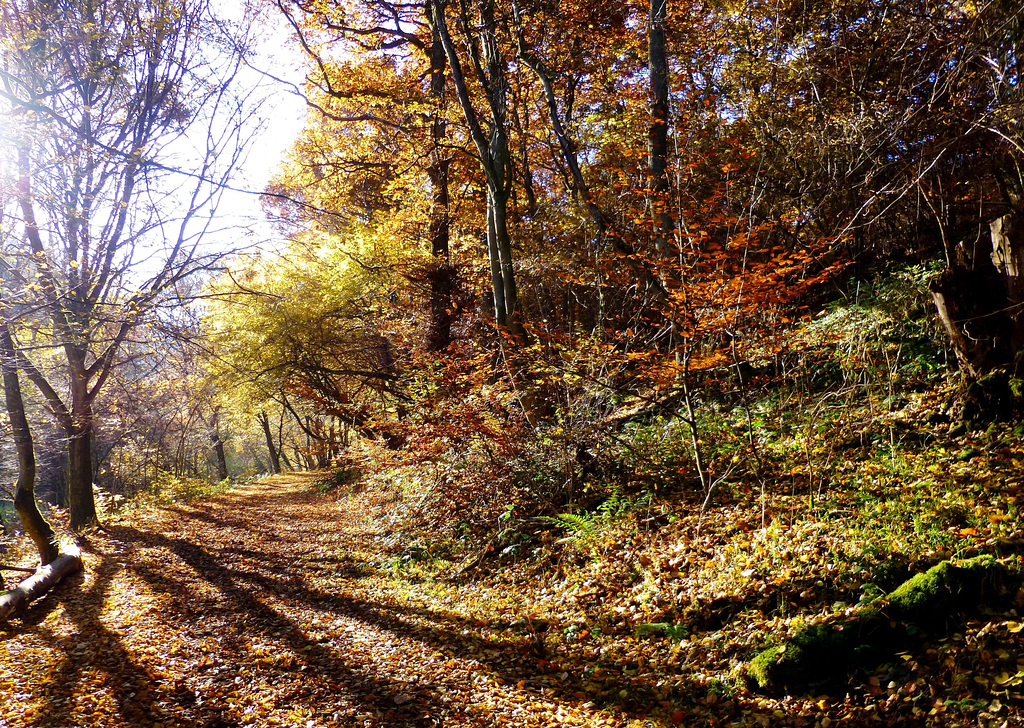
[0,454,1022,728]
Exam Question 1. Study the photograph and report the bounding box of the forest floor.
[0,473,635,728]
[0,469,1022,728]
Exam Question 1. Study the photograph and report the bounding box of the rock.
[747,556,1015,694]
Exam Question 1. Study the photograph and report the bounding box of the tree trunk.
[65,345,100,532]
[0,320,58,565]
[209,406,230,481]
[426,15,456,352]
[277,409,293,471]
[490,186,524,336]
[212,431,229,482]
[929,212,1024,421]
[429,0,524,340]
[989,213,1024,354]
[67,421,98,532]
[930,267,1012,380]
[929,213,1024,381]
[258,411,281,474]
[649,0,673,252]
[0,545,83,622]
[479,0,522,336]
[486,196,508,325]
[291,446,307,470]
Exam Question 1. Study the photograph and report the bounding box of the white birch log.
[0,545,83,622]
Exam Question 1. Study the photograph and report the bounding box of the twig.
[0,564,36,573]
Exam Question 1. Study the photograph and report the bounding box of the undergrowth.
[311,465,364,494]
[143,471,236,505]
[337,263,1024,724]
[1,265,1020,725]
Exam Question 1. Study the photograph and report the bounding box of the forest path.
[0,474,617,728]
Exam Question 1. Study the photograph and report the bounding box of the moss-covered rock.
[886,556,1007,624]
[747,607,895,694]
[747,556,1014,694]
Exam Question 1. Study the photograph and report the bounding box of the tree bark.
[257,411,282,474]
[212,431,229,482]
[0,545,83,622]
[930,267,1012,380]
[429,0,524,339]
[67,420,98,532]
[989,213,1024,354]
[277,407,293,471]
[426,14,457,352]
[648,0,673,251]
[66,344,101,531]
[929,213,1024,384]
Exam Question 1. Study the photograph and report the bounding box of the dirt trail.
[0,475,616,728]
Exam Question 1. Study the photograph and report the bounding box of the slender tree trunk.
[210,410,229,481]
[212,432,229,482]
[426,16,456,352]
[257,411,281,474]
[429,0,524,339]
[0,320,58,565]
[649,0,673,251]
[486,198,508,325]
[277,407,292,471]
[479,0,521,335]
[490,186,521,333]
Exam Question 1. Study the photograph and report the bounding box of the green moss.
[747,557,1015,694]
[887,556,1004,624]
[747,616,890,693]
[886,560,953,617]
[747,645,783,689]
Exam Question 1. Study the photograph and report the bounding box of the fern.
[538,488,652,543]
[597,488,625,520]
[537,512,598,538]
[597,486,652,521]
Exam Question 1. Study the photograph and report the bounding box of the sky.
[0,1,310,272]
[205,1,310,253]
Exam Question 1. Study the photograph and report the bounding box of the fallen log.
[747,556,1016,694]
[0,545,83,622]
